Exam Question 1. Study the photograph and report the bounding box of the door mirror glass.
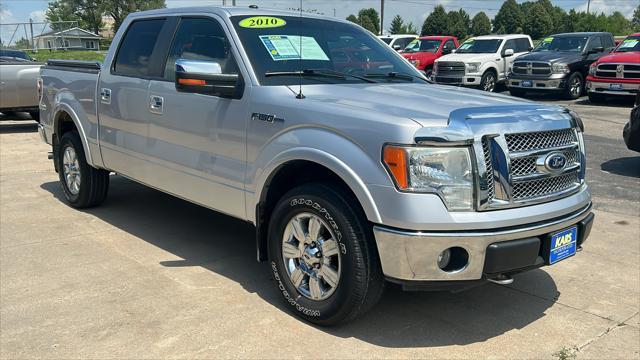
[503,48,514,57]
[392,44,402,50]
[588,46,604,54]
[442,47,452,55]
[175,59,240,98]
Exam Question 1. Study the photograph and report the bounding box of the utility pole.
[232,0,236,5]
[380,0,385,35]
[587,0,591,14]
[29,18,36,52]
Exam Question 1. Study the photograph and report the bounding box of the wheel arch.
[52,104,95,167]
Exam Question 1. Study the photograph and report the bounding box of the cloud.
[0,8,14,23]
[29,10,46,23]
[574,0,638,18]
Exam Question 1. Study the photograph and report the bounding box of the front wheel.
[480,71,497,92]
[564,72,584,100]
[268,183,384,325]
[57,131,110,208]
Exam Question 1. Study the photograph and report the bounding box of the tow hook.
[488,274,514,285]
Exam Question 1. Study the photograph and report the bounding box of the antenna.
[296,0,305,99]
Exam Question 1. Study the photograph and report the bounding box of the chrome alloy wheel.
[282,213,341,301]
[570,76,582,97]
[483,73,496,92]
[62,146,81,195]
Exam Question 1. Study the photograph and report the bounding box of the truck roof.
[379,34,418,39]
[551,32,612,37]
[473,34,531,40]
[128,5,342,23]
[417,36,456,40]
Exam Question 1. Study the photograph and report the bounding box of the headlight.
[552,63,570,74]
[589,64,596,76]
[466,62,481,73]
[383,145,474,210]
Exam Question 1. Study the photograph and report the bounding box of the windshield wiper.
[364,71,428,83]
[264,69,377,83]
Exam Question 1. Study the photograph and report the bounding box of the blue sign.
[549,226,578,264]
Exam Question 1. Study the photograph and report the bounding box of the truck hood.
[515,51,584,64]
[290,83,533,127]
[594,51,640,64]
[402,51,437,62]
[436,53,499,63]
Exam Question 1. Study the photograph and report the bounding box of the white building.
[34,27,102,50]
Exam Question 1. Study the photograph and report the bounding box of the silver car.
[0,49,41,120]
[38,6,594,325]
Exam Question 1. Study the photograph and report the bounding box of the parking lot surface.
[1,97,639,359]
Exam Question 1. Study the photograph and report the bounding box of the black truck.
[507,32,615,99]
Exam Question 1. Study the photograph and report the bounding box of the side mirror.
[175,59,241,98]
[392,44,402,51]
[503,48,514,57]
[528,46,534,51]
[442,48,452,55]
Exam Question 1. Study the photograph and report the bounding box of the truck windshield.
[534,36,588,52]
[615,36,640,52]
[455,39,502,54]
[231,15,420,85]
[403,39,441,53]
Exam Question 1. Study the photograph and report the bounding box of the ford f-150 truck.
[401,36,458,78]
[586,33,640,102]
[433,34,533,92]
[38,6,594,325]
[508,32,615,100]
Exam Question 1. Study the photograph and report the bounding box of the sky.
[1,0,638,44]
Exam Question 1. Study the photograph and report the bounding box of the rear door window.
[587,36,603,51]
[113,19,166,77]
[515,38,531,52]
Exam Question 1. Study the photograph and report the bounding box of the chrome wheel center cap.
[302,245,322,268]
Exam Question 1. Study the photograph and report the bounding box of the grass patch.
[553,346,577,360]
[26,50,106,63]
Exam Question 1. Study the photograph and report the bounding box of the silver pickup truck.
[38,6,594,325]
[0,50,42,120]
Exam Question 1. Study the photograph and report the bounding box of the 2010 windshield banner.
[239,16,287,29]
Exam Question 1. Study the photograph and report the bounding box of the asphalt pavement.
[0,94,638,359]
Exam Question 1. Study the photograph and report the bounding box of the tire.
[267,183,384,325]
[564,72,583,100]
[509,88,526,97]
[588,92,605,103]
[29,111,40,122]
[424,66,433,81]
[480,70,497,92]
[57,131,109,208]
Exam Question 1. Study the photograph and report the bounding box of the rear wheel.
[564,72,583,100]
[480,70,497,92]
[268,183,384,325]
[57,131,109,208]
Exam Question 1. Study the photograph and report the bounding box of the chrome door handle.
[100,88,111,104]
[149,95,163,114]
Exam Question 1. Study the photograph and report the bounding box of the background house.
[34,27,102,50]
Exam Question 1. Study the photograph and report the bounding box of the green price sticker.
[239,16,286,28]
[543,37,553,43]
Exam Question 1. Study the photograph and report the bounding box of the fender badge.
[251,112,284,123]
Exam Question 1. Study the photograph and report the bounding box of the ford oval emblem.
[544,152,567,172]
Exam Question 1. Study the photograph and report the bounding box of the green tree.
[101,0,166,34]
[607,11,632,35]
[421,5,448,36]
[389,15,405,34]
[446,9,470,39]
[523,2,553,39]
[471,11,492,36]
[15,37,31,49]
[493,0,524,34]
[403,21,418,34]
[45,0,104,34]
[346,14,358,24]
[633,5,640,31]
[358,8,380,34]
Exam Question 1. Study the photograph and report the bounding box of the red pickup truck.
[401,36,458,78]
[586,33,640,102]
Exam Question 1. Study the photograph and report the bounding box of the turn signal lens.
[178,78,206,86]
[383,146,408,189]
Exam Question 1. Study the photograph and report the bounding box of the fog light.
[437,249,451,270]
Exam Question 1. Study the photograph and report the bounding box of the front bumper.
[507,74,568,90]
[373,203,593,282]
[586,78,639,96]
[434,75,481,86]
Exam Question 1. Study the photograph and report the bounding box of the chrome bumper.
[373,203,592,282]
[508,78,565,90]
[37,122,47,144]
[587,80,639,96]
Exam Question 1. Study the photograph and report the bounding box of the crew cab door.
[97,17,171,177]
[144,16,249,219]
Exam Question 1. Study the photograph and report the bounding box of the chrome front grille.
[595,63,640,79]
[512,61,551,76]
[479,128,583,210]
[437,61,465,77]
[505,128,576,152]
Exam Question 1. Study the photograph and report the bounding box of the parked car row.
[384,31,639,102]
